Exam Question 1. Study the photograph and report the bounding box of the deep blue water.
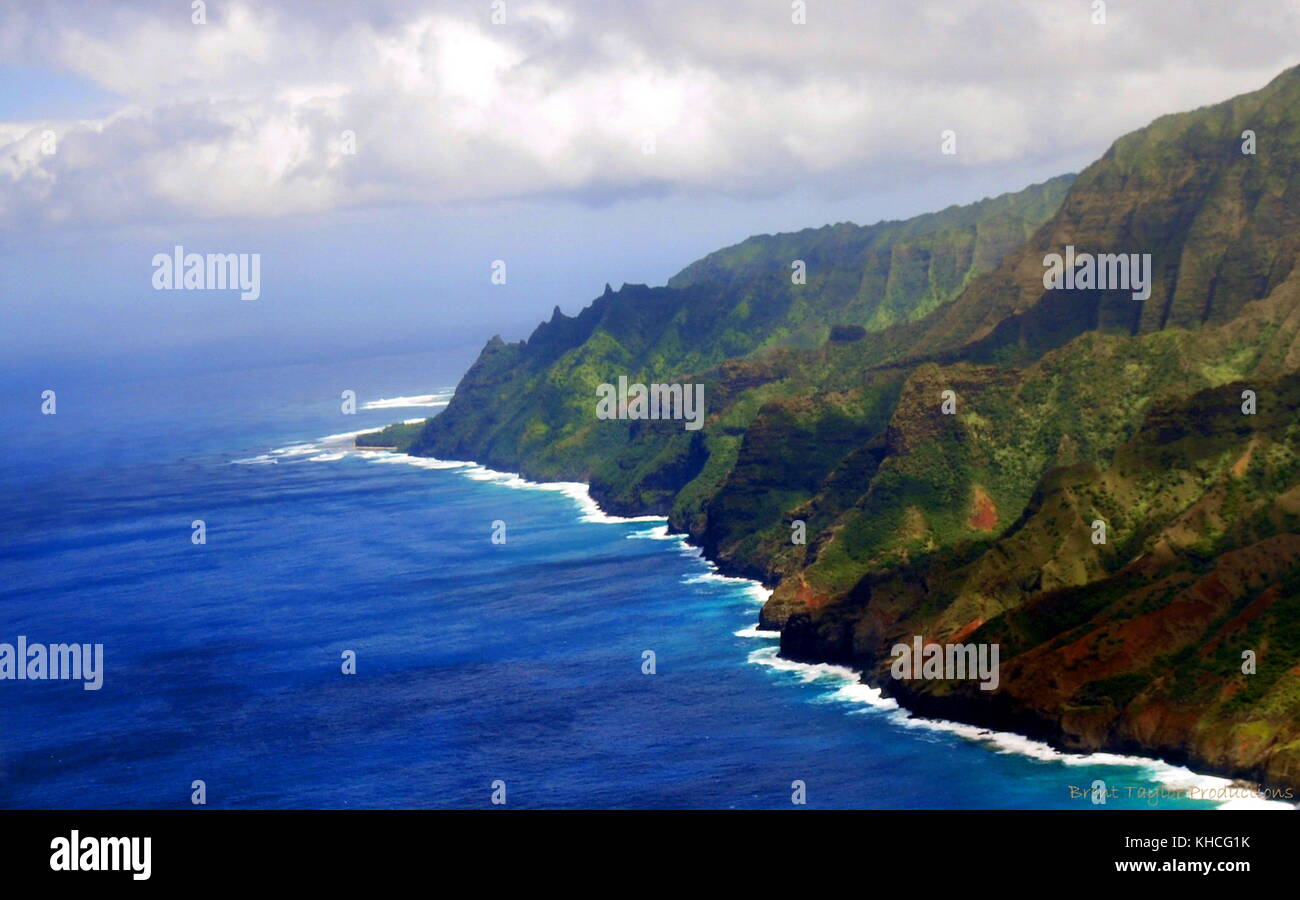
[0,352,1235,809]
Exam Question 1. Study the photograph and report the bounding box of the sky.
[2,0,1299,382]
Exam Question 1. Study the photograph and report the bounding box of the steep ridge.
[762,270,1300,626]
[668,176,1073,335]
[376,64,1300,790]
[795,371,1300,789]
[408,176,1072,476]
[914,64,1300,366]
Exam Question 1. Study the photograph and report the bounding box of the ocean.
[0,350,1277,809]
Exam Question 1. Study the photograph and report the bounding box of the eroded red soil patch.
[969,486,998,531]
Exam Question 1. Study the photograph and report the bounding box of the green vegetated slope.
[667,175,1073,335]
[390,64,1300,789]
[406,175,1073,476]
[912,63,1300,366]
[794,369,1300,790]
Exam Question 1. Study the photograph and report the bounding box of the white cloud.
[0,0,1297,229]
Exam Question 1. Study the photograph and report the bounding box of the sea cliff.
[365,65,1300,793]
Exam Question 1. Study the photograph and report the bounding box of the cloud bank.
[1,0,1297,229]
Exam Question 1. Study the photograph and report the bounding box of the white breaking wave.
[237,428,372,465]
[744,644,1294,809]
[627,524,678,540]
[316,428,373,444]
[1219,797,1294,810]
[682,570,772,605]
[231,453,277,465]
[234,433,363,463]
[372,455,467,469]
[447,464,664,525]
[270,443,322,457]
[260,428,666,526]
[255,421,1293,809]
[685,570,767,590]
[360,392,453,410]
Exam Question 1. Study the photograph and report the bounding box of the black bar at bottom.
[0,809,1288,887]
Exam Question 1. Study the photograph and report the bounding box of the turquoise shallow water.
[0,351,1245,809]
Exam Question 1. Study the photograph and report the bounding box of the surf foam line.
[663,527,1292,810]
[441,460,663,525]
[263,433,664,526]
[262,430,1291,809]
[361,392,454,410]
[742,643,1293,810]
[234,428,374,465]
[604,513,1286,808]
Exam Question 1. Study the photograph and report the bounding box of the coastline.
[318,424,1294,810]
